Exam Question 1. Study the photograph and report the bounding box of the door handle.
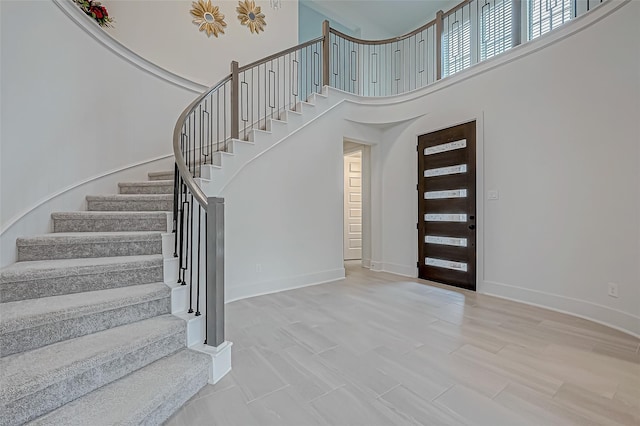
[468,224,476,230]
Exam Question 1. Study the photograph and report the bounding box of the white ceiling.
[304,0,459,39]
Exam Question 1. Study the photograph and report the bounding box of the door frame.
[413,113,485,293]
[343,150,363,261]
[343,139,372,269]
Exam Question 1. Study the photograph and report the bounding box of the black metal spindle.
[187,193,194,314]
[221,85,225,151]
[204,209,208,344]
[179,195,187,285]
[195,206,202,316]
[173,163,179,256]
[198,104,202,166]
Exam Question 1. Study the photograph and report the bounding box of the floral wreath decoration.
[73,0,114,28]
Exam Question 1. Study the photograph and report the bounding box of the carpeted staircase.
[0,170,210,425]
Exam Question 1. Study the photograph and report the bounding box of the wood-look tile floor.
[166,262,640,426]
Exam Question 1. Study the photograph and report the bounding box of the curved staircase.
[0,172,209,425]
[1,88,338,425]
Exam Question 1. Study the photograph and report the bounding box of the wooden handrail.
[328,18,437,46]
[237,37,324,73]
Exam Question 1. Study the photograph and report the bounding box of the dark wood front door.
[418,121,476,291]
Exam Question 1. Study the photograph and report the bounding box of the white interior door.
[344,151,362,260]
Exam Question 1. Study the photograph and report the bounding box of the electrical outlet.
[256,264,262,273]
[487,190,499,200]
[607,282,618,298]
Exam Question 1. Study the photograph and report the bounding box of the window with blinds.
[443,19,471,77]
[480,0,513,61]
[529,0,573,39]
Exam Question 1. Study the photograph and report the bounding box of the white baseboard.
[363,268,639,338]
[381,262,418,278]
[191,341,233,384]
[226,268,345,303]
[370,261,383,272]
[481,280,640,338]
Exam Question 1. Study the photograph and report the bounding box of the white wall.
[104,0,299,86]
[368,1,639,335]
[215,0,639,335]
[0,1,197,266]
[221,106,346,301]
[216,91,391,300]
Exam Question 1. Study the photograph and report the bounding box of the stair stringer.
[199,90,340,195]
[160,199,231,384]
[160,234,208,350]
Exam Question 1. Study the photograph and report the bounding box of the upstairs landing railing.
[172,0,608,348]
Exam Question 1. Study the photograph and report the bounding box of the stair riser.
[17,240,162,262]
[148,172,173,181]
[53,217,168,233]
[141,366,209,426]
[2,330,185,426]
[119,184,174,195]
[28,350,210,426]
[87,200,172,212]
[0,297,170,357]
[0,264,163,303]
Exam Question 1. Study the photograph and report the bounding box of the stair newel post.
[322,20,330,87]
[205,197,225,347]
[435,10,444,81]
[230,61,240,141]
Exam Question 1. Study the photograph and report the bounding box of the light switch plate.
[488,190,499,200]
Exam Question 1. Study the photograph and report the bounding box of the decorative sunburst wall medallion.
[191,0,227,38]
[236,0,266,34]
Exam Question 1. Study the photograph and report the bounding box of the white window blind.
[529,0,573,39]
[480,0,513,61]
[443,19,471,76]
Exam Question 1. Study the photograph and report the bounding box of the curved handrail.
[170,0,613,348]
[442,0,473,17]
[323,0,481,46]
[328,17,439,96]
[239,36,325,72]
[172,74,231,207]
[329,19,437,45]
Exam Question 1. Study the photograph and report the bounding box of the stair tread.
[0,314,184,403]
[0,283,170,334]
[118,180,173,186]
[86,194,172,200]
[0,255,163,282]
[51,211,169,221]
[29,349,209,426]
[17,231,162,245]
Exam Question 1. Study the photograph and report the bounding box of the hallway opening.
[343,140,371,267]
